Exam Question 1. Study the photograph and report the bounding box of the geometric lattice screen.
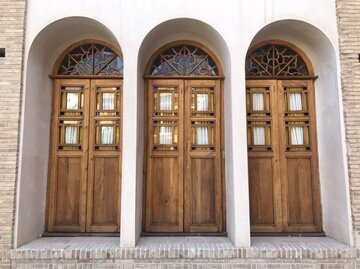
[57,43,123,76]
[150,44,219,76]
[246,44,309,77]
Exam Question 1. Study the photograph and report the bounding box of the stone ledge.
[8,237,357,261]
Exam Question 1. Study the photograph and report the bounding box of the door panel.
[54,157,82,227]
[144,79,223,233]
[86,79,122,232]
[278,80,322,232]
[246,80,282,232]
[184,80,223,232]
[89,157,119,227]
[47,79,90,232]
[286,158,314,225]
[151,157,181,228]
[248,157,275,226]
[190,158,216,225]
[145,80,184,232]
[47,79,122,233]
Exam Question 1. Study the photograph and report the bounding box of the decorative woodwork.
[144,42,224,234]
[246,43,311,78]
[144,79,223,233]
[47,41,123,233]
[246,41,322,233]
[148,43,220,77]
[56,41,123,76]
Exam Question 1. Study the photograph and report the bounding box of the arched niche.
[247,19,353,245]
[128,18,244,245]
[15,16,122,247]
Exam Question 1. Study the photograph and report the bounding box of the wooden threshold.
[141,232,228,237]
[42,232,120,237]
[251,232,326,237]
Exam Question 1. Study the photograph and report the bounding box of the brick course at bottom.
[9,259,357,269]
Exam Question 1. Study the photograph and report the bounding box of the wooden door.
[145,79,184,232]
[86,80,122,232]
[47,79,122,233]
[47,79,90,232]
[184,80,223,232]
[247,79,322,233]
[144,79,223,233]
[246,80,282,232]
[278,80,321,232]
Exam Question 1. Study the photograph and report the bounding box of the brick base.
[7,237,358,269]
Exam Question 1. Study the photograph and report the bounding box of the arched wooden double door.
[46,41,123,233]
[246,41,322,233]
[144,42,225,233]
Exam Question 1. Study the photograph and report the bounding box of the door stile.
[86,79,122,232]
[47,79,90,232]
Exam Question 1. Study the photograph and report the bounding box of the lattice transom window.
[57,43,123,76]
[150,44,219,76]
[246,43,310,77]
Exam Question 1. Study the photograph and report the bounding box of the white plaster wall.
[15,0,352,247]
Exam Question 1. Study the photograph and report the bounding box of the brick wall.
[337,0,360,248]
[0,0,358,268]
[0,1,26,268]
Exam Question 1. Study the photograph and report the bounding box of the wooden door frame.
[246,78,322,233]
[46,78,123,233]
[142,78,226,233]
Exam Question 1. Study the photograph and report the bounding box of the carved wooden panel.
[57,43,123,76]
[149,44,219,76]
[246,43,310,78]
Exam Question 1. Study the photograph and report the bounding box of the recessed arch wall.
[246,19,353,245]
[129,18,250,246]
[15,16,122,247]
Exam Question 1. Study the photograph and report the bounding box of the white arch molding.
[15,16,122,247]
[247,19,353,245]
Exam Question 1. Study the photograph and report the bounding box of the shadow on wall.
[15,16,121,247]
